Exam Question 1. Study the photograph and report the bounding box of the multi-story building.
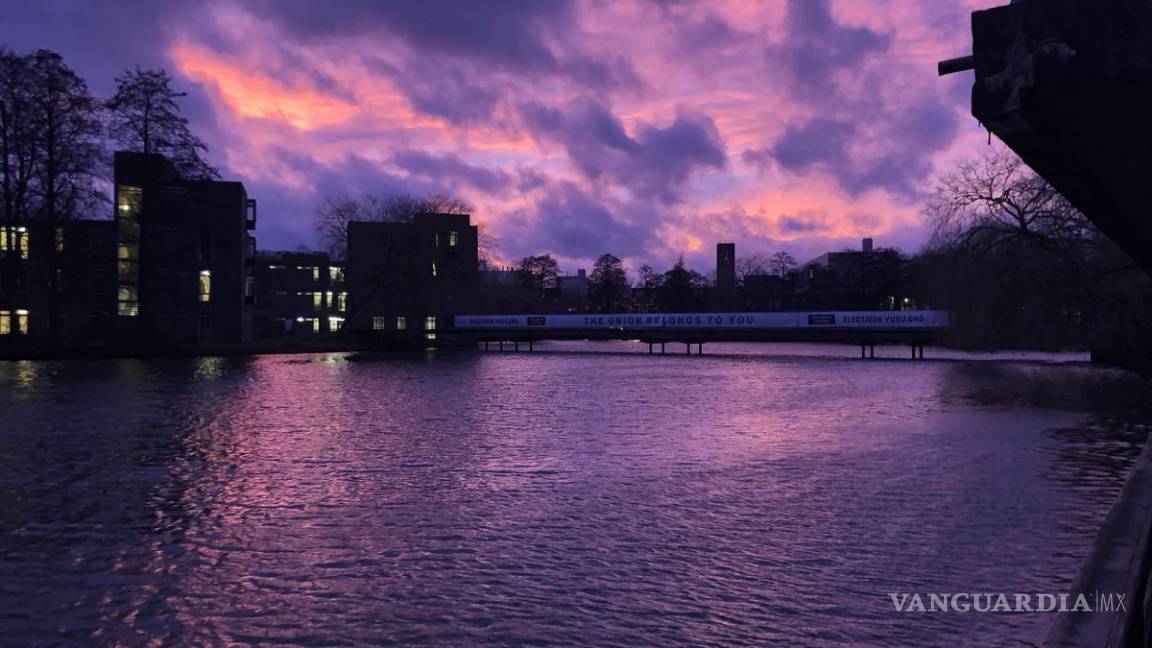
[112,151,256,349]
[557,269,589,312]
[252,250,346,336]
[346,212,479,343]
[0,219,119,354]
[793,238,909,311]
[716,242,736,292]
[0,151,258,358]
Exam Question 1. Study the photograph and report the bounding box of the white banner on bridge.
[454,311,949,330]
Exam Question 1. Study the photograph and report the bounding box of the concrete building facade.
[253,250,346,337]
[346,212,479,343]
[112,152,256,349]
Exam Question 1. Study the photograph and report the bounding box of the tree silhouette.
[589,253,628,312]
[28,50,104,222]
[1,49,37,222]
[106,66,218,180]
[768,251,796,278]
[658,257,707,311]
[314,191,472,259]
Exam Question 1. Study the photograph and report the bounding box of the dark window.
[200,229,212,261]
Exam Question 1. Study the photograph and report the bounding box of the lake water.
[0,342,1149,646]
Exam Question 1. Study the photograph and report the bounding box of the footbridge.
[451,310,950,358]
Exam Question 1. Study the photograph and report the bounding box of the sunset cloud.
[0,0,987,272]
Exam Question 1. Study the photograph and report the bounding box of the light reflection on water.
[0,343,1148,647]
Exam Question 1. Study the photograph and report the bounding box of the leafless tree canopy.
[735,254,769,281]
[314,191,473,259]
[925,147,1095,256]
[768,251,797,278]
[106,66,218,180]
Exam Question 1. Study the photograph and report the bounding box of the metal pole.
[938,55,975,76]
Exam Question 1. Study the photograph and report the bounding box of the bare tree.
[768,251,796,277]
[476,221,499,267]
[736,253,770,282]
[314,191,472,259]
[106,66,218,180]
[589,253,628,312]
[925,146,1095,257]
[28,50,105,222]
[0,49,37,222]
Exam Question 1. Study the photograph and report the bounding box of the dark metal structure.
[941,0,1152,273]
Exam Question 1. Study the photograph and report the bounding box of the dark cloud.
[769,0,889,99]
[392,150,512,194]
[772,118,856,171]
[245,0,569,72]
[778,215,823,234]
[521,100,726,204]
[501,181,648,261]
[770,96,958,198]
[390,62,505,124]
[757,0,959,198]
[244,0,638,121]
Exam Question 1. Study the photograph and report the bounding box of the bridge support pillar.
[484,341,489,352]
[529,340,534,352]
[499,341,504,352]
[661,342,666,355]
[685,342,691,356]
[870,345,875,359]
[698,343,703,356]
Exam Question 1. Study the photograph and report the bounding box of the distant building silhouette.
[716,242,736,291]
[345,212,478,343]
[253,250,345,337]
[793,238,911,311]
[112,152,256,347]
[0,151,257,357]
[0,219,116,350]
[557,268,588,311]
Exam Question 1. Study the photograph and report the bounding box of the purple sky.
[0,0,992,272]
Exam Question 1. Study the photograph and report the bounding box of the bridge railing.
[451,310,950,332]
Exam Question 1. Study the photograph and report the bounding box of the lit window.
[312,292,322,311]
[1,226,30,259]
[396,316,407,330]
[245,275,254,298]
[449,230,458,247]
[199,270,212,302]
[434,231,440,247]
[117,186,142,215]
[15,309,28,335]
[117,185,142,317]
[329,267,344,283]
[313,267,320,282]
[431,262,438,277]
[54,227,64,253]
[325,291,334,309]
[424,316,437,331]
[336,292,347,312]
[0,310,9,335]
[328,316,344,333]
[372,317,386,331]
[312,318,320,333]
[117,287,139,317]
[269,265,286,271]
